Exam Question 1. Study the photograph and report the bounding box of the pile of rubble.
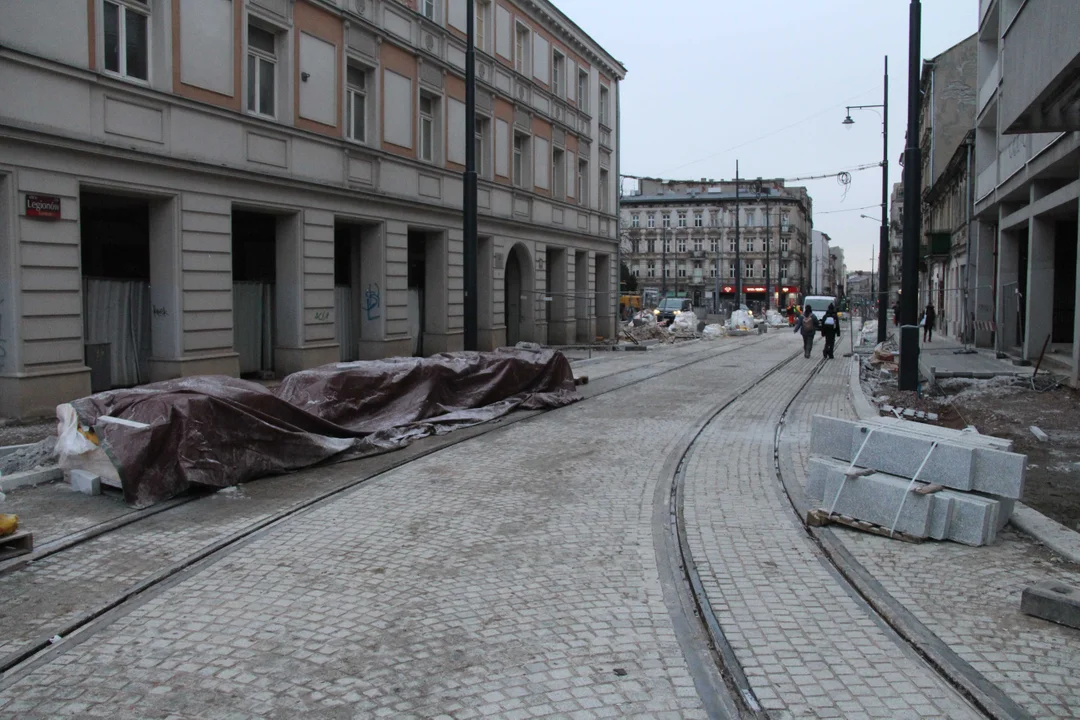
[807,415,1025,546]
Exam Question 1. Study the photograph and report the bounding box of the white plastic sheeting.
[335,285,359,362]
[233,282,273,374]
[83,277,151,388]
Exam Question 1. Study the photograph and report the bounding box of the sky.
[555,0,979,272]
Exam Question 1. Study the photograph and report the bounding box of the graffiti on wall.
[364,283,381,321]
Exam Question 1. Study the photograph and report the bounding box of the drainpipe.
[963,134,974,348]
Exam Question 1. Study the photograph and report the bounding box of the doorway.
[334,224,359,362]
[575,251,589,342]
[80,192,153,390]
[505,246,525,346]
[232,210,277,376]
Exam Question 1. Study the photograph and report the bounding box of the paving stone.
[814,458,938,538]
[1021,582,1080,630]
[937,490,998,546]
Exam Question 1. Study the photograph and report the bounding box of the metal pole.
[714,219,721,314]
[899,0,922,390]
[662,226,667,298]
[463,0,478,351]
[735,161,742,306]
[878,55,890,343]
[765,191,771,310]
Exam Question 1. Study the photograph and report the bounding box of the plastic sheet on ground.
[702,324,725,340]
[59,350,581,507]
[766,310,787,327]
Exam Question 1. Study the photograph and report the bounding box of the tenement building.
[974,0,1079,384]
[0,0,624,417]
[620,177,813,311]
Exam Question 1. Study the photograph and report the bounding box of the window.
[694,212,703,228]
[694,237,702,251]
[421,0,435,21]
[677,237,686,253]
[247,25,277,118]
[647,213,655,228]
[475,1,489,52]
[663,238,671,253]
[631,214,640,228]
[728,238,736,253]
[631,237,639,253]
[728,262,736,278]
[678,212,687,228]
[476,116,490,178]
[647,238,655,253]
[678,267,687,278]
[745,238,753,253]
[662,213,671,228]
[693,261,703,271]
[552,147,566,199]
[599,169,608,212]
[781,237,790,253]
[103,0,149,82]
[710,237,719,252]
[710,211,718,227]
[599,85,610,126]
[515,23,530,74]
[745,211,754,227]
[632,266,640,277]
[577,69,589,112]
[577,158,588,205]
[419,94,435,162]
[781,265,789,281]
[744,264,754,279]
[513,133,528,187]
[666,265,673,278]
[781,214,789,230]
[346,64,368,143]
[552,50,565,97]
[647,260,655,277]
[710,266,717,278]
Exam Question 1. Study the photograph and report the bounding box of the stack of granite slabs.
[807,415,1026,546]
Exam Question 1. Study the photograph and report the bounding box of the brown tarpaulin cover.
[69,350,580,506]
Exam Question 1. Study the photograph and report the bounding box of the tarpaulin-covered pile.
[59,350,580,506]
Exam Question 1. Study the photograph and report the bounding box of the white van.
[801,296,837,323]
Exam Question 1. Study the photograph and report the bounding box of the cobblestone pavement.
[0,334,789,719]
[0,339,740,666]
[683,356,982,719]
[782,357,1080,719]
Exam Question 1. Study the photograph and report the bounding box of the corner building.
[0,0,624,418]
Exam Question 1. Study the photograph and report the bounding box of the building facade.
[919,34,977,340]
[888,181,903,305]
[620,178,813,311]
[0,0,624,418]
[974,0,1079,384]
[810,230,830,294]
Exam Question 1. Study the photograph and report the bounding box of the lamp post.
[842,55,889,343]
[462,0,478,351]
[898,0,923,391]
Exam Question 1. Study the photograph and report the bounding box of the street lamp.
[842,56,889,344]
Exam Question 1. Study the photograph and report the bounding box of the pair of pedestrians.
[793,304,840,359]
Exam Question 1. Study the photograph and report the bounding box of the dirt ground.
[866,367,1080,531]
[0,420,55,448]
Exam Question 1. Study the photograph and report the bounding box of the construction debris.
[1030,425,1049,443]
[807,414,1026,546]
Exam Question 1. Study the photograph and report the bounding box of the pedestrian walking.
[922,303,937,342]
[892,302,900,327]
[821,303,840,359]
[794,305,817,358]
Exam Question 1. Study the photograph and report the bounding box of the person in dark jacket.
[922,303,937,342]
[821,303,841,359]
[794,306,817,358]
[893,302,900,327]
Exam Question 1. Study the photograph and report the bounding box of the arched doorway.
[504,244,532,346]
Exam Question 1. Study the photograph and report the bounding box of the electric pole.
[899,0,922,390]
[735,161,742,306]
[462,0,478,351]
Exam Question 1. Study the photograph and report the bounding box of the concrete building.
[827,245,845,298]
[974,0,1080,384]
[0,0,625,418]
[919,34,977,340]
[846,270,876,304]
[620,177,813,311]
[810,230,831,294]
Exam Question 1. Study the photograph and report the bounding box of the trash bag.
[55,403,123,488]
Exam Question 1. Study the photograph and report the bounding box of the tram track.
[0,334,774,684]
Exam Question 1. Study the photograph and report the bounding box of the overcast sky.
[556,0,978,273]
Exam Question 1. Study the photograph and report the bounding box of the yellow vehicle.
[620,294,643,311]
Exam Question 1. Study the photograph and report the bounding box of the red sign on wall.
[25,194,62,219]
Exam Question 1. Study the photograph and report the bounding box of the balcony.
[1001,1,1080,132]
[976,159,998,201]
[978,59,999,115]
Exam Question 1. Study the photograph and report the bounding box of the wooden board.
[806,509,924,544]
[0,530,33,562]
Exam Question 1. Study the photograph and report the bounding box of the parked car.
[654,297,694,324]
